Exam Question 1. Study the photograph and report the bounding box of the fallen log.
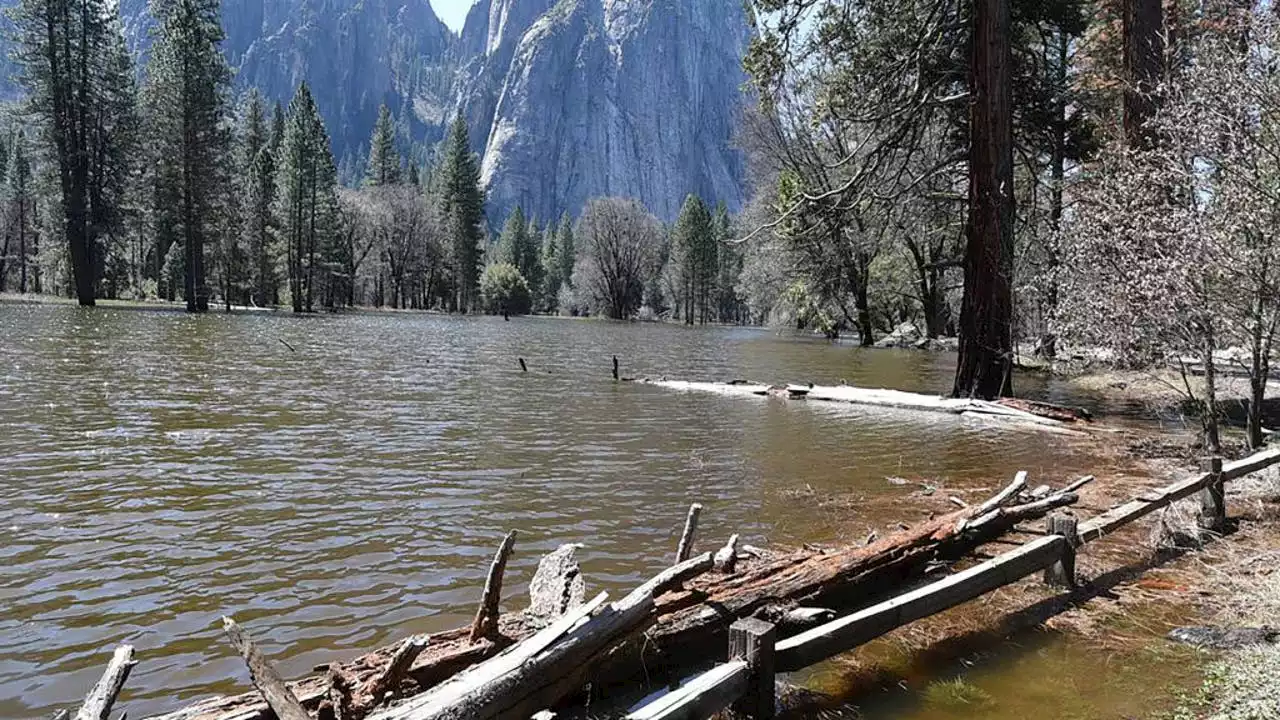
[628,379,1089,432]
[371,554,716,720]
[145,475,1079,720]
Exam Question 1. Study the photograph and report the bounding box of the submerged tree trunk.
[954,0,1015,400]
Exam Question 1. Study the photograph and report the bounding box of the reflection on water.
[0,305,1182,718]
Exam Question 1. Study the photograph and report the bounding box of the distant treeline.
[0,0,754,325]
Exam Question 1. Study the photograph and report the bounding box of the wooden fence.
[622,447,1280,720]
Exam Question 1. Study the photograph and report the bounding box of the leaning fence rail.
[624,446,1280,720]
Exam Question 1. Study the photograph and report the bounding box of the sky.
[430,0,476,33]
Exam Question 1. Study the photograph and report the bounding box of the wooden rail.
[624,446,1280,720]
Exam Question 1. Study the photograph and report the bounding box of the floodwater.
[0,304,1200,718]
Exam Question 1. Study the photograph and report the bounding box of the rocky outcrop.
[470,0,752,224]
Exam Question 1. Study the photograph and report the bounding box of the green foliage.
[239,90,279,306]
[556,212,575,289]
[497,206,543,300]
[440,117,485,312]
[275,82,342,312]
[365,104,401,187]
[480,262,532,315]
[671,194,718,324]
[144,0,232,312]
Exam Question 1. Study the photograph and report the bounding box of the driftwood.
[222,617,310,720]
[370,553,716,720]
[675,504,702,563]
[471,531,518,643]
[146,475,1079,720]
[74,645,135,720]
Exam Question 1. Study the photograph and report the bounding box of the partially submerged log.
[147,474,1080,720]
[628,379,1090,431]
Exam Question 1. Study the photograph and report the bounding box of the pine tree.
[366,103,401,187]
[673,194,714,324]
[541,219,561,312]
[144,0,232,313]
[92,16,140,299]
[239,90,278,306]
[270,101,286,155]
[12,0,125,305]
[275,83,340,313]
[440,117,484,312]
[7,130,34,294]
[556,212,575,289]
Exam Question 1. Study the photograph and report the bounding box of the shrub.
[481,262,532,315]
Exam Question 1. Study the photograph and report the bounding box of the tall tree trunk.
[19,199,28,294]
[1123,0,1164,150]
[1039,28,1069,360]
[954,0,1015,400]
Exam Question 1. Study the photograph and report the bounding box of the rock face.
[0,0,751,223]
[465,0,752,224]
[111,0,457,164]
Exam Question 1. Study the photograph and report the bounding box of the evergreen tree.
[556,212,575,289]
[541,219,561,312]
[439,117,484,312]
[497,206,528,268]
[12,0,128,305]
[269,101,286,155]
[365,103,401,187]
[673,194,715,324]
[7,130,34,294]
[92,16,140,299]
[275,83,340,312]
[496,206,542,300]
[240,90,278,306]
[144,0,232,313]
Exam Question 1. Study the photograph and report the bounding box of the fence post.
[1042,514,1079,588]
[1198,456,1225,533]
[728,618,775,720]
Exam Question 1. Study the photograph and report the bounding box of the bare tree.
[573,197,663,320]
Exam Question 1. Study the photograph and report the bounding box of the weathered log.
[222,617,311,720]
[675,503,702,563]
[995,397,1092,423]
[371,554,715,720]
[713,534,740,573]
[975,471,1026,516]
[354,634,430,712]
[75,645,135,720]
[471,531,518,643]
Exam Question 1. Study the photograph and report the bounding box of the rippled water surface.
[0,305,1179,718]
